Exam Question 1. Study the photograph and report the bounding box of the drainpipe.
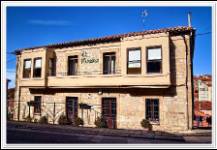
[182,34,189,130]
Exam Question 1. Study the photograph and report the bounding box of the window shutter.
[148,48,161,60]
[25,60,31,69]
[35,59,42,68]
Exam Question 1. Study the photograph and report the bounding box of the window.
[68,56,78,75]
[48,58,56,76]
[146,99,159,122]
[147,47,162,73]
[103,52,116,74]
[34,96,41,114]
[127,49,141,74]
[33,58,42,78]
[23,59,31,78]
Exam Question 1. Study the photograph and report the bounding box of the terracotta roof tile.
[14,26,194,54]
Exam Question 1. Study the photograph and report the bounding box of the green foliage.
[39,116,48,124]
[94,117,107,128]
[141,119,152,131]
[25,116,33,122]
[58,114,70,125]
[7,112,13,121]
[73,117,84,126]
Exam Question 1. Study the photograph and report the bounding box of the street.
[6,121,211,144]
[7,127,185,144]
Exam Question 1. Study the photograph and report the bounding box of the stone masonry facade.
[13,27,195,132]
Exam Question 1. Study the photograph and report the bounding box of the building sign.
[81,50,99,64]
[198,80,209,101]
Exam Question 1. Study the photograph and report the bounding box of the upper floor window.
[146,98,159,122]
[103,52,116,74]
[48,58,56,76]
[68,55,78,75]
[23,59,31,78]
[127,48,141,74]
[34,96,41,114]
[33,58,42,78]
[147,47,162,73]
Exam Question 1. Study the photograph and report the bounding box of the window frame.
[34,96,41,114]
[145,98,160,123]
[48,58,56,76]
[127,47,142,74]
[23,58,32,78]
[68,55,79,76]
[33,57,42,78]
[146,46,162,74]
[103,52,116,75]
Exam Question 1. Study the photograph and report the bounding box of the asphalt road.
[7,128,186,144]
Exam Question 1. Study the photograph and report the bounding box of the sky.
[6,7,212,88]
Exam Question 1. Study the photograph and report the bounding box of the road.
[6,121,211,144]
[7,128,186,144]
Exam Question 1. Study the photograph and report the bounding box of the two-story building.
[13,26,195,132]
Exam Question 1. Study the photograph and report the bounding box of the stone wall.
[13,32,193,132]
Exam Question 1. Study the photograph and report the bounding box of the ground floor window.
[34,96,41,114]
[146,98,159,122]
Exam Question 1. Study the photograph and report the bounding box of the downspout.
[181,34,189,130]
[182,29,195,130]
[15,54,21,121]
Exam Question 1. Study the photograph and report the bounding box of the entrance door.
[102,98,116,129]
[66,97,78,123]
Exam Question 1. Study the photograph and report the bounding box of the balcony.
[47,69,171,88]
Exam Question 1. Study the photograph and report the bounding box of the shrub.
[39,116,48,124]
[58,114,70,125]
[94,117,107,128]
[7,112,13,121]
[33,118,39,123]
[73,117,84,127]
[25,116,33,122]
[141,119,152,131]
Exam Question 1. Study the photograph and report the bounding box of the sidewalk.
[7,121,211,142]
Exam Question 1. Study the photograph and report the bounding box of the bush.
[58,114,70,125]
[39,116,48,124]
[141,119,152,131]
[94,117,107,128]
[7,112,13,121]
[73,117,84,126]
[33,118,39,123]
[25,116,33,122]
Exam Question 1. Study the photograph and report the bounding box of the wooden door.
[102,98,117,129]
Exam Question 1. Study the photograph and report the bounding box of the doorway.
[66,97,78,123]
[102,97,117,129]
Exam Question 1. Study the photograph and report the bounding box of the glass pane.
[148,48,161,60]
[103,53,116,74]
[147,61,161,73]
[68,56,78,75]
[25,60,31,69]
[35,59,42,68]
[128,61,141,68]
[128,50,140,61]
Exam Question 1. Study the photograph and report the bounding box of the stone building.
[193,75,212,127]
[13,26,195,132]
